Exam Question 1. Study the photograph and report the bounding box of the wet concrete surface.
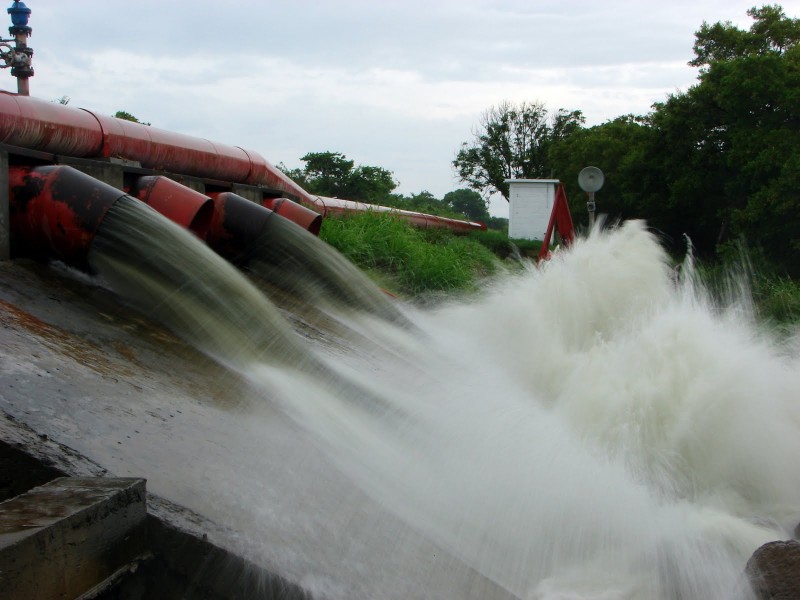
[0,477,147,600]
[0,259,517,600]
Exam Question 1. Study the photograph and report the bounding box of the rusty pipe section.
[0,92,486,233]
[131,176,213,239]
[128,179,320,262]
[8,165,127,269]
[262,197,322,236]
[0,92,320,209]
[205,191,279,265]
[126,177,324,258]
[7,164,321,276]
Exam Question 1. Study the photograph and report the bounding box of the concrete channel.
[0,416,308,600]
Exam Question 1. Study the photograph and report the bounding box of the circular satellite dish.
[578,166,604,193]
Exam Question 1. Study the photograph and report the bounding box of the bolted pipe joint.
[5,44,31,76]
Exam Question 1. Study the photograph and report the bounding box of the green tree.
[652,4,800,270]
[401,190,443,213]
[113,110,150,126]
[690,5,800,68]
[443,188,489,222]
[548,115,657,229]
[347,164,397,202]
[548,5,800,264]
[453,100,584,200]
[298,151,354,197]
[280,151,398,203]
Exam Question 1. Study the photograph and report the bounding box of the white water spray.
[89,204,800,599]
[249,221,800,599]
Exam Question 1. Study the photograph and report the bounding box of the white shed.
[505,179,559,240]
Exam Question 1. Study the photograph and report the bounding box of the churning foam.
[252,221,800,599]
[90,203,800,599]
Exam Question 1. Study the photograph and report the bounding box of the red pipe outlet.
[206,192,276,265]
[262,197,322,236]
[8,165,126,269]
[132,176,214,239]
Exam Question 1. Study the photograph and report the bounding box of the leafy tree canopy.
[443,188,490,222]
[649,4,800,270]
[113,110,150,126]
[691,5,800,69]
[280,151,398,203]
[548,115,658,227]
[453,100,584,200]
[544,4,800,271]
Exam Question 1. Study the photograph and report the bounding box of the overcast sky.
[9,1,800,217]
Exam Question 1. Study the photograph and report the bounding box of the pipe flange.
[8,25,31,36]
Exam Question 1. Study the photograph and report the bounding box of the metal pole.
[587,191,596,228]
[12,27,30,95]
[7,1,32,96]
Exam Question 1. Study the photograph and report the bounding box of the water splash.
[88,196,315,373]
[87,204,800,599]
[245,213,407,324]
[249,221,800,599]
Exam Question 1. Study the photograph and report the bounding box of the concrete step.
[0,477,147,600]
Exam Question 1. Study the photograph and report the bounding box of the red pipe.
[0,92,321,209]
[315,196,487,232]
[94,112,254,183]
[262,197,322,236]
[0,92,103,156]
[8,165,126,269]
[131,176,213,239]
[0,92,486,233]
[206,191,277,265]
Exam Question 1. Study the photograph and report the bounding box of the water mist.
[87,202,800,599]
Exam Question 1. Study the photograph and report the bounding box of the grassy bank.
[320,212,799,327]
[702,245,800,327]
[319,212,505,298]
[753,274,800,326]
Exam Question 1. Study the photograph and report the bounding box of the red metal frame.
[537,183,576,261]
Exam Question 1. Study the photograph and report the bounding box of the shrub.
[320,212,499,297]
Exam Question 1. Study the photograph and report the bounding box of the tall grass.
[320,212,499,297]
[754,274,800,326]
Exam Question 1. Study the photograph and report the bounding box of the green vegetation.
[454,6,800,279]
[279,151,398,204]
[754,275,800,325]
[278,153,503,228]
[282,5,800,323]
[113,110,150,126]
[453,100,585,200]
[320,211,500,298]
[697,251,800,326]
[442,189,489,222]
[465,228,542,260]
